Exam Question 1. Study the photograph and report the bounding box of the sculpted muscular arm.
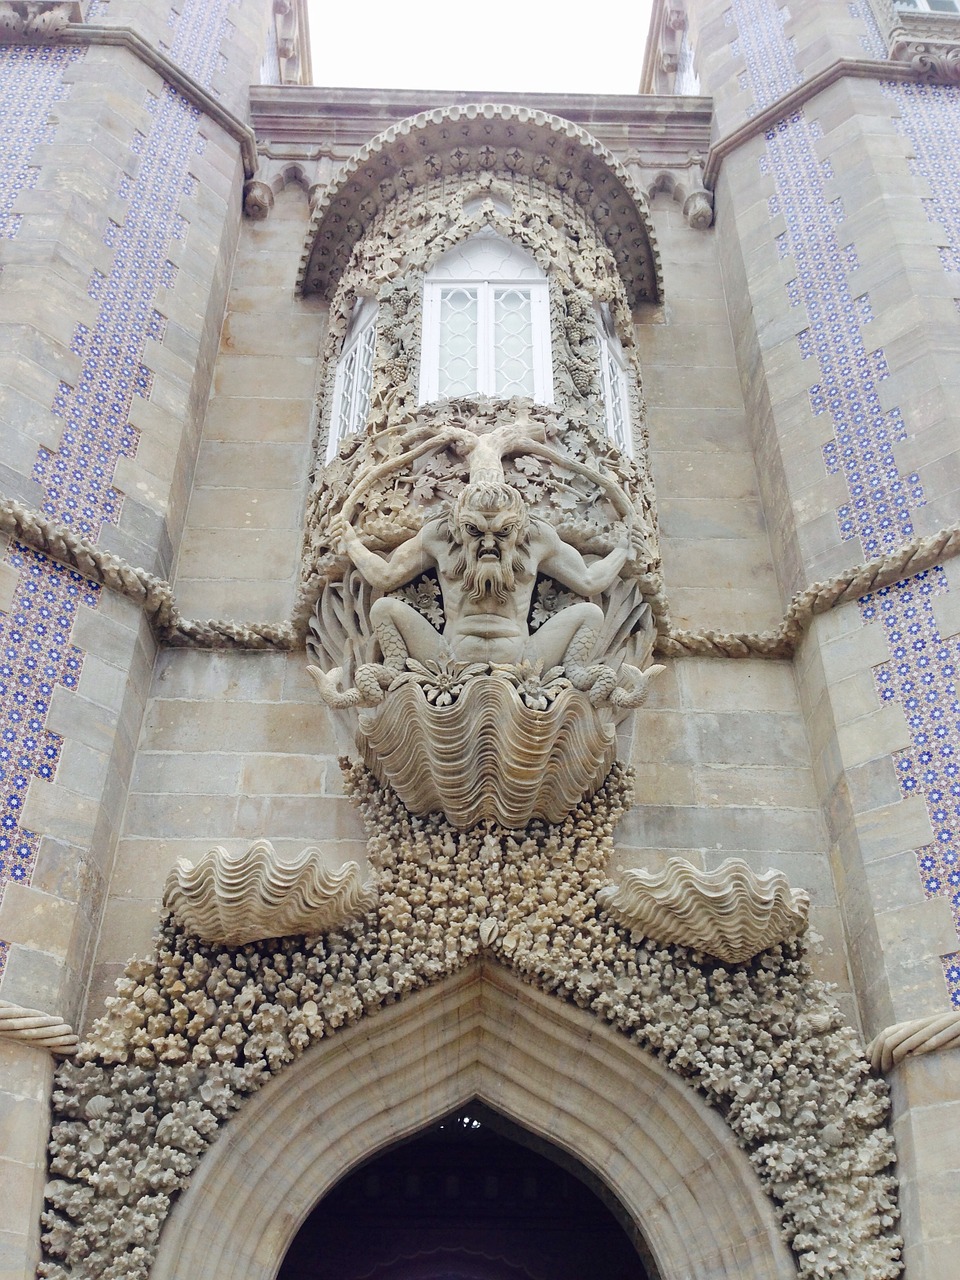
[334,517,437,592]
[537,522,628,596]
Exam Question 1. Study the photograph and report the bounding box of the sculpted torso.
[336,482,627,668]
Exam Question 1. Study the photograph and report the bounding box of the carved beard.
[454,540,526,605]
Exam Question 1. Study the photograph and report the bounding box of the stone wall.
[0,1,274,1275]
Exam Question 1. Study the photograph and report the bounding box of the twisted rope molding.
[0,998,77,1056]
[2,495,959,658]
[867,1010,960,1075]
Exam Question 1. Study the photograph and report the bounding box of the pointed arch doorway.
[151,963,797,1280]
[277,1102,657,1280]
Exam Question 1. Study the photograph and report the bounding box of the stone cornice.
[59,23,258,178]
[704,56,928,189]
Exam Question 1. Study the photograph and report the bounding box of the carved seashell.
[84,1095,112,1120]
[358,677,616,829]
[479,918,499,946]
[597,857,809,965]
[163,840,377,946]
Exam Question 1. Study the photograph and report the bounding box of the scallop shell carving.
[597,857,810,965]
[163,840,377,945]
[358,676,616,829]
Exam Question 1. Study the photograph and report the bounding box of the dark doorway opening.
[277,1101,658,1280]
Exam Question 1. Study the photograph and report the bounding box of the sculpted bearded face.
[451,482,529,604]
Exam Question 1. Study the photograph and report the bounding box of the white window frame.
[894,0,960,12]
[327,296,377,462]
[419,233,553,405]
[595,303,633,457]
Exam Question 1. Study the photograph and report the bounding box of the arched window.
[595,302,633,457]
[327,296,377,461]
[420,231,553,404]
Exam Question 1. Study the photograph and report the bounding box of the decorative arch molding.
[297,103,663,308]
[151,963,797,1280]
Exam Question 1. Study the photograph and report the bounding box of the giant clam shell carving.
[358,676,616,829]
[597,857,810,965]
[163,840,377,945]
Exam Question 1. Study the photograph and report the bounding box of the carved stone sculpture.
[597,857,810,964]
[307,421,662,826]
[162,840,377,945]
[0,1,80,42]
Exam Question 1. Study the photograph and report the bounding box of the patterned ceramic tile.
[0,0,239,979]
[730,0,960,1005]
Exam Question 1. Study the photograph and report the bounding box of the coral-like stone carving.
[0,998,77,1055]
[39,766,901,1280]
[867,1009,960,1074]
[597,857,810,964]
[0,1,80,42]
[162,840,376,945]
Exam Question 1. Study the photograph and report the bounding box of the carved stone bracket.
[0,0,81,41]
[306,416,662,828]
[869,0,960,80]
[242,178,275,220]
[889,35,960,81]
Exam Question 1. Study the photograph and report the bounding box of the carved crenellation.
[0,0,80,41]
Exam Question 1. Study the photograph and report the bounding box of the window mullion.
[478,281,493,395]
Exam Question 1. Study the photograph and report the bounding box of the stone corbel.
[163,839,377,945]
[272,0,310,85]
[889,35,960,82]
[641,161,714,230]
[243,178,275,220]
[665,6,687,32]
[598,857,810,965]
[0,0,81,41]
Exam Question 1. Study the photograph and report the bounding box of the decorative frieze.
[0,2,80,42]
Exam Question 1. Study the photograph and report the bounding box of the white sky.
[306,0,655,96]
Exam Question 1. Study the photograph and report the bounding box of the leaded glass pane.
[603,345,631,454]
[331,311,377,457]
[437,287,479,396]
[493,287,535,397]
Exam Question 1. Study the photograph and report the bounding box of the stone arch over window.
[151,965,796,1280]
